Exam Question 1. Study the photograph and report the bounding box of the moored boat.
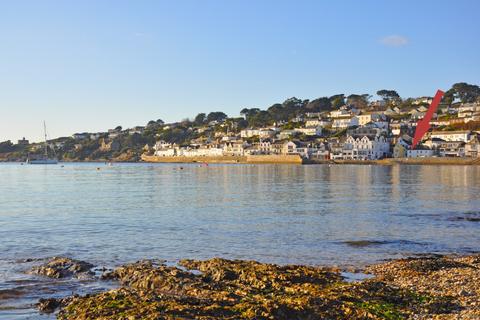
[27,121,58,165]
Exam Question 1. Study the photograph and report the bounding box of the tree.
[0,140,14,153]
[347,94,371,109]
[114,126,123,131]
[194,113,206,126]
[377,90,400,104]
[267,103,285,122]
[236,118,248,129]
[206,112,228,123]
[306,97,332,112]
[329,94,345,109]
[249,110,272,127]
[240,108,260,120]
[448,82,480,103]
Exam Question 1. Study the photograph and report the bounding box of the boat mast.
[44,121,48,158]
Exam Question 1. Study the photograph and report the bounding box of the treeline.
[184,82,480,130]
[2,82,479,161]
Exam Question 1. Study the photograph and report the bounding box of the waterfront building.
[407,147,435,158]
[438,141,466,157]
[430,131,472,143]
[465,136,480,158]
[342,135,390,160]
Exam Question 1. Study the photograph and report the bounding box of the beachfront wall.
[141,154,303,164]
[246,154,303,164]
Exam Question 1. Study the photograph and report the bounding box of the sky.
[0,0,479,142]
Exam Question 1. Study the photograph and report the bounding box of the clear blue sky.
[1,0,479,142]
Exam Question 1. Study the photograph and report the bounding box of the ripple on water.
[447,210,480,222]
[342,239,428,248]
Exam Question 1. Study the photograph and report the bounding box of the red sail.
[412,90,444,149]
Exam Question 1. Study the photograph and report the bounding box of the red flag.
[412,90,444,149]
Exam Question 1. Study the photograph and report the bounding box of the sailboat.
[27,121,58,164]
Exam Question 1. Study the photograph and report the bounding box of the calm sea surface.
[1,162,479,319]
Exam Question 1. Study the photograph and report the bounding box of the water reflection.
[1,162,479,317]
[0,163,479,267]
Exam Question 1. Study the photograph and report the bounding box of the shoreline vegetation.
[32,253,480,319]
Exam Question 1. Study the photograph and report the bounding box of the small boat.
[27,121,58,165]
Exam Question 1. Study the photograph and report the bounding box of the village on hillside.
[1,83,480,162]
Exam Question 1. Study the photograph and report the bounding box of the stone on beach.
[29,257,94,279]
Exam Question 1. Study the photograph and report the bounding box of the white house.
[278,130,298,140]
[282,141,300,155]
[342,135,390,160]
[357,113,384,126]
[407,148,435,158]
[240,128,276,139]
[305,118,321,127]
[296,126,322,136]
[223,142,245,156]
[329,109,350,118]
[240,129,259,138]
[430,131,471,143]
[409,109,425,120]
[332,116,359,129]
[458,103,480,118]
[154,140,177,157]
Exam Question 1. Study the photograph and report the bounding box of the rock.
[37,298,62,313]
[53,254,480,320]
[29,257,94,279]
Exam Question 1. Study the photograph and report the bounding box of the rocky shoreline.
[27,254,480,319]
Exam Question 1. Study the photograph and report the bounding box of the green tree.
[306,97,332,112]
[206,112,228,123]
[194,113,206,126]
[329,94,345,109]
[448,82,480,103]
[249,110,272,127]
[267,103,285,122]
[377,90,400,104]
[347,94,371,109]
[0,140,14,153]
